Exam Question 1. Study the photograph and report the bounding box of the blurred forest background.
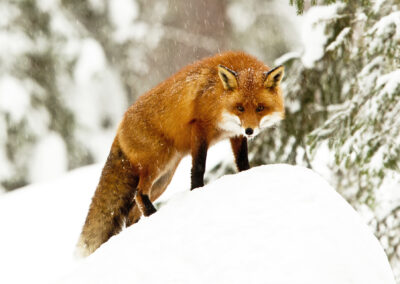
[0,0,399,281]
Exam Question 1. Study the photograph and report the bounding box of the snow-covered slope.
[0,142,230,284]
[63,165,394,284]
[0,165,100,284]
[0,162,395,284]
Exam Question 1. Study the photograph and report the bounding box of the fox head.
[217,64,285,139]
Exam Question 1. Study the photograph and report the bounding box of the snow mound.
[61,165,395,284]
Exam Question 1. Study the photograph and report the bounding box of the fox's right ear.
[264,65,284,89]
[218,65,238,90]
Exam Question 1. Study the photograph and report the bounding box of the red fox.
[76,51,285,256]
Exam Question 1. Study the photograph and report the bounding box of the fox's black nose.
[245,128,254,135]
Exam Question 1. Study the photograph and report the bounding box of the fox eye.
[256,105,264,112]
[237,105,245,112]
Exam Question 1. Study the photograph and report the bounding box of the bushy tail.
[76,138,139,257]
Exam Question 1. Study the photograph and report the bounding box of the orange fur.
[76,51,285,256]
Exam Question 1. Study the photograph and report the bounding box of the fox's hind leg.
[135,173,158,216]
[150,161,180,201]
[125,174,169,226]
[133,162,170,216]
[76,138,138,257]
[126,159,180,226]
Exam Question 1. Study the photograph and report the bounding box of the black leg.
[230,136,250,172]
[139,193,157,216]
[191,140,208,190]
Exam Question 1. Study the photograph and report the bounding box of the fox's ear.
[218,65,238,90]
[264,66,284,88]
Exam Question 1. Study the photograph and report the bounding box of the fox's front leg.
[230,136,250,172]
[191,124,208,190]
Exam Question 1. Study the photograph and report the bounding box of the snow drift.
[59,164,394,284]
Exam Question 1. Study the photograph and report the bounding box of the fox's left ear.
[218,65,238,90]
[264,66,284,88]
